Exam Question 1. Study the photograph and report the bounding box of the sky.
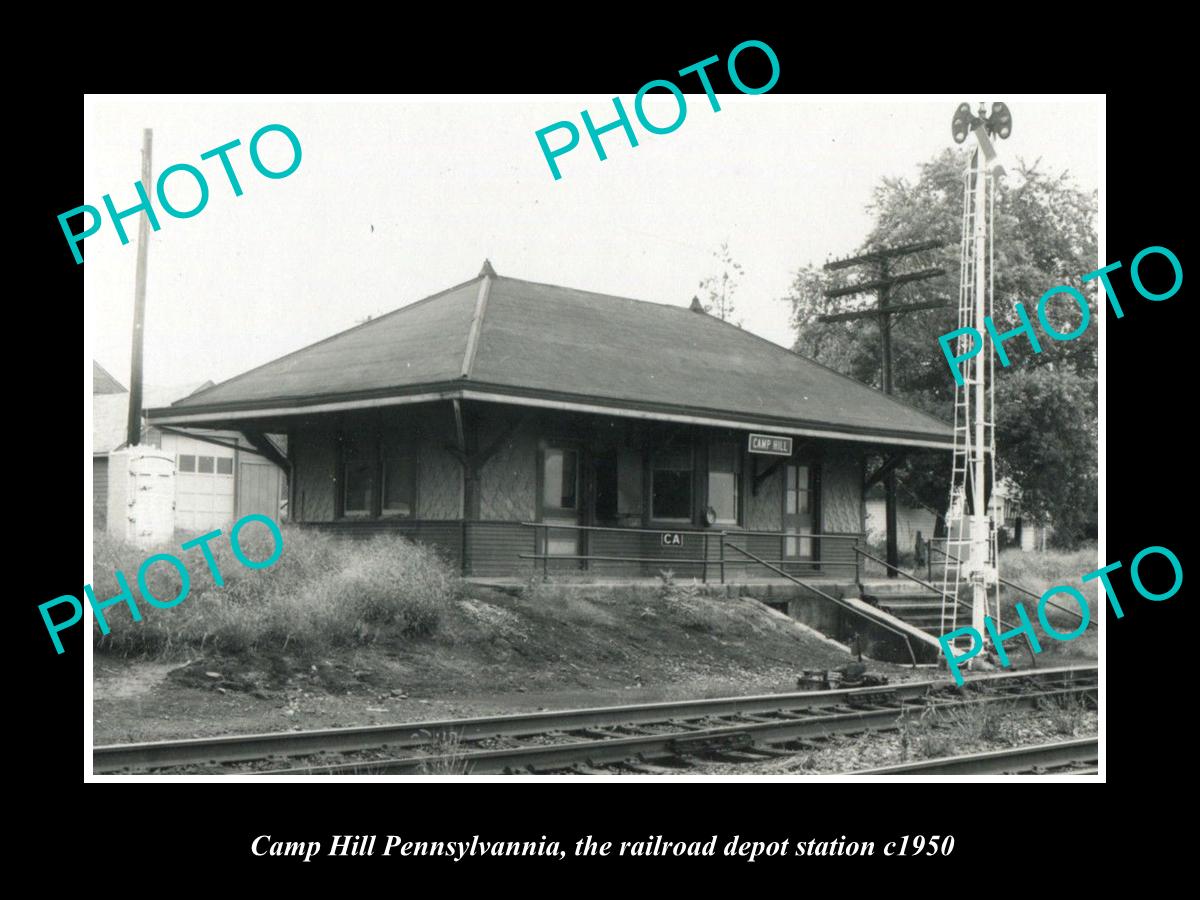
[85,95,1101,392]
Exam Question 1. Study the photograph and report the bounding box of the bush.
[91,527,463,657]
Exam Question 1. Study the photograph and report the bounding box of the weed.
[92,527,463,657]
[416,731,473,775]
[938,701,1010,744]
[1040,692,1091,737]
[656,569,677,601]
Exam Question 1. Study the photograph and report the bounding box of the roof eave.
[147,382,954,451]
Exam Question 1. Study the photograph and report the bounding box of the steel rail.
[263,686,1095,776]
[849,737,1098,775]
[93,664,1097,774]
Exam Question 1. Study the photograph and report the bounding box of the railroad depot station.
[148,262,956,661]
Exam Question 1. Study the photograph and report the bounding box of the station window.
[216,457,234,475]
[595,447,644,526]
[382,437,416,517]
[594,454,618,525]
[542,447,579,511]
[617,448,643,521]
[342,435,375,516]
[178,454,195,472]
[708,440,741,525]
[651,445,693,522]
[340,430,418,518]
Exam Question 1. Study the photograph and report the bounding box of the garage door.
[175,451,236,531]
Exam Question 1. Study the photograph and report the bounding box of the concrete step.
[859,580,943,595]
[861,589,954,636]
[870,596,942,610]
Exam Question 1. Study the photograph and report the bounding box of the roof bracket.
[864,452,907,492]
[752,457,785,496]
[241,428,288,471]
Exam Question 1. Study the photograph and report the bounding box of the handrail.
[855,546,1026,642]
[519,553,827,568]
[519,521,861,540]
[723,529,864,540]
[927,543,1094,630]
[522,521,711,537]
[519,553,711,566]
[855,546,972,615]
[723,542,919,668]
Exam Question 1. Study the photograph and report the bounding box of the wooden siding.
[745,462,783,530]
[822,448,865,534]
[477,413,537,522]
[583,529,644,577]
[292,427,338,522]
[465,522,536,577]
[419,435,463,519]
[285,405,869,581]
[93,457,108,530]
[291,406,466,523]
[299,516,861,581]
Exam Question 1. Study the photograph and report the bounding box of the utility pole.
[126,128,153,448]
[820,240,948,574]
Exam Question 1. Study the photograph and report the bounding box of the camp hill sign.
[748,434,793,456]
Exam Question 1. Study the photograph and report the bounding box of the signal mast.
[939,102,1012,665]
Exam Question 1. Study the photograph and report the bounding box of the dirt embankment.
[94,585,906,744]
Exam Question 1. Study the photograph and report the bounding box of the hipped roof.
[148,265,953,449]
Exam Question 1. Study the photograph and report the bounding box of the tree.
[783,149,1098,547]
[995,367,1097,543]
[699,240,744,325]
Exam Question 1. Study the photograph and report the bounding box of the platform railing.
[925,541,1093,630]
[519,522,863,583]
[858,546,1039,666]
[855,546,975,618]
[723,542,918,668]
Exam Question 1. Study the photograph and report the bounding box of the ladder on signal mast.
[938,145,1001,651]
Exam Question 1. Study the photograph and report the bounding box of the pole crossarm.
[824,266,946,299]
[817,240,947,575]
[823,239,946,270]
[818,298,951,323]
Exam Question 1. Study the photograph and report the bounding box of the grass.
[92,526,463,657]
[898,700,1013,761]
[416,731,473,775]
[998,544,1098,599]
[996,544,1098,658]
[913,543,1099,661]
[1038,692,1092,737]
[521,570,729,634]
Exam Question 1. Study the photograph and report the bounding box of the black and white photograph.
[77,91,1107,785]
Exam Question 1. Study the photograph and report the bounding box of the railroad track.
[95,664,1096,775]
[850,737,1099,775]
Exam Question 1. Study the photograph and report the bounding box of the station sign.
[748,433,793,456]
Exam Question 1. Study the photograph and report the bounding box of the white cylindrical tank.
[107,447,176,548]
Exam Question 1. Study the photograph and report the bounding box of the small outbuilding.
[93,362,287,533]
